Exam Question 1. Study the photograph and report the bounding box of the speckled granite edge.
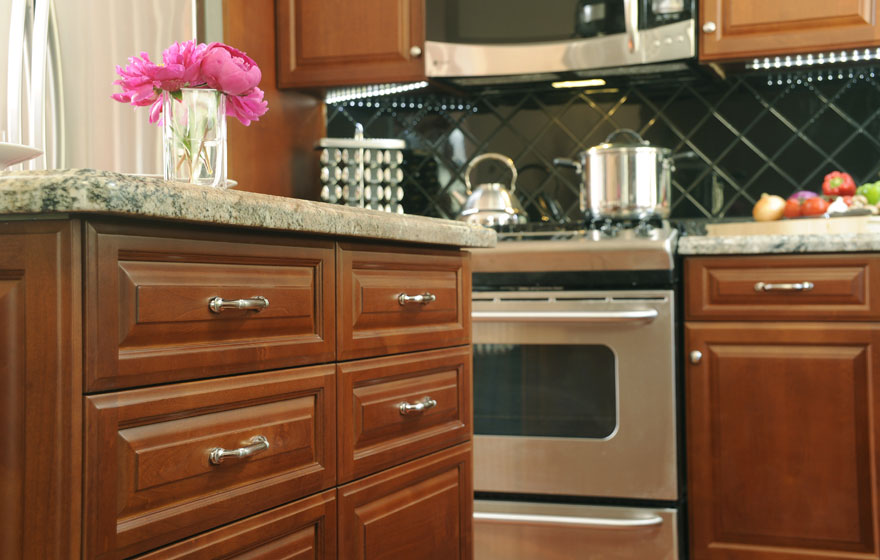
[0,169,496,248]
[679,232,880,255]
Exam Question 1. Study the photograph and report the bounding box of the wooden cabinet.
[0,217,473,559]
[700,0,880,62]
[0,220,81,559]
[338,443,473,560]
[684,254,880,560]
[275,0,426,89]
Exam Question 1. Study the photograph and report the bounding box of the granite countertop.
[678,231,880,255]
[0,169,496,248]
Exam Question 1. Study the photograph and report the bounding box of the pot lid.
[589,128,671,154]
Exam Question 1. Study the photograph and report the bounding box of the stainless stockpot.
[554,129,676,221]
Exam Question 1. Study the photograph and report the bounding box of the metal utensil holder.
[318,124,406,213]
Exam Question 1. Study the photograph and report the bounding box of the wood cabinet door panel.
[338,346,472,482]
[84,365,336,559]
[133,490,337,560]
[85,220,335,391]
[338,443,473,560]
[337,242,470,360]
[0,220,81,560]
[685,254,880,321]
[686,323,879,559]
[276,0,425,88]
[701,0,880,61]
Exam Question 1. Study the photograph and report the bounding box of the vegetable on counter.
[822,171,856,196]
[801,196,830,216]
[856,181,880,205]
[787,190,818,203]
[752,193,787,221]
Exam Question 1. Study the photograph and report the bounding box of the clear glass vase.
[162,88,227,187]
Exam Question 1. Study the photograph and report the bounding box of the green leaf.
[170,89,183,102]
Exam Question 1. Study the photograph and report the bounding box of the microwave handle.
[471,309,658,323]
[623,0,639,53]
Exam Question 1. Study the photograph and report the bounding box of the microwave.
[424,0,695,84]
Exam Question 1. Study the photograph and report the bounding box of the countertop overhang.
[0,168,496,248]
[678,231,880,255]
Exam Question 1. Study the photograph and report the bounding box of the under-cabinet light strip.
[326,81,429,104]
[748,48,880,70]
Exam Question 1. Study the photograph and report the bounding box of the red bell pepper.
[822,171,856,196]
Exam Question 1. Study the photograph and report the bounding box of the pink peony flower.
[200,43,261,96]
[226,87,268,126]
[112,41,268,126]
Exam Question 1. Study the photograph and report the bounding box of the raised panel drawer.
[338,346,472,483]
[337,242,471,360]
[84,365,336,559]
[338,442,473,560]
[133,490,336,559]
[685,254,880,321]
[85,221,335,391]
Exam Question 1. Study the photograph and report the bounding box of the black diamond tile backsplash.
[326,67,880,223]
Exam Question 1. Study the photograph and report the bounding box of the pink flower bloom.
[111,51,162,107]
[162,39,209,88]
[226,87,268,126]
[200,43,261,96]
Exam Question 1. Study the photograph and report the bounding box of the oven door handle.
[471,309,658,323]
[474,511,664,529]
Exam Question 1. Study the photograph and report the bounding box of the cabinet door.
[700,0,880,61]
[686,323,880,559]
[0,220,81,560]
[338,443,473,560]
[276,0,425,89]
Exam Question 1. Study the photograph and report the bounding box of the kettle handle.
[604,128,649,145]
[464,153,518,194]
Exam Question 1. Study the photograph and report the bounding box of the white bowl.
[0,142,42,169]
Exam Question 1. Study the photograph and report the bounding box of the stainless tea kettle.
[457,153,526,227]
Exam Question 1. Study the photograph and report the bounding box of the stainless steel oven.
[469,224,680,559]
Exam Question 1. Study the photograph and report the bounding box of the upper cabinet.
[700,0,880,61]
[276,0,425,89]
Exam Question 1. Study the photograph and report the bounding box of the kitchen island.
[678,231,880,560]
[0,168,493,559]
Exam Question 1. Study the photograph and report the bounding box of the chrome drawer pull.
[209,435,270,465]
[399,397,437,415]
[398,292,436,305]
[753,281,815,293]
[474,511,663,529]
[208,295,269,313]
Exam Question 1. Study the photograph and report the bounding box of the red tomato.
[783,199,801,218]
[801,197,830,216]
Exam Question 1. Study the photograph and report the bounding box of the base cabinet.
[685,255,880,560]
[0,217,473,560]
[338,443,473,560]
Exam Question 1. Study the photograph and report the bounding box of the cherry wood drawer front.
[338,346,472,483]
[84,365,336,560]
[85,221,335,391]
[338,443,473,560]
[337,243,471,360]
[685,254,880,321]
[133,490,337,560]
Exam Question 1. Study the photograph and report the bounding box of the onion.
[788,190,818,202]
[753,193,787,221]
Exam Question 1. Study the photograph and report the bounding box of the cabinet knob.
[702,21,717,33]
[409,45,423,58]
[689,350,703,364]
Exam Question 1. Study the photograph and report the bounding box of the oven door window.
[474,343,616,439]
[426,0,626,44]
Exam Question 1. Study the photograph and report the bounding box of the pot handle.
[465,153,518,194]
[552,157,583,175]
[604,128,649,145]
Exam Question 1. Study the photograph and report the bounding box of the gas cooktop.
[471,221,678,274]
